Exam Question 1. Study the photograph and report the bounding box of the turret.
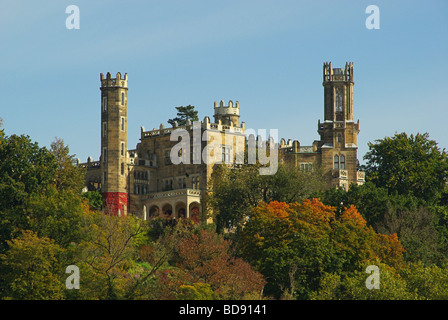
[213,100,240,126]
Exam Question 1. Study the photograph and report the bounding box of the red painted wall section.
[103,192,129,216]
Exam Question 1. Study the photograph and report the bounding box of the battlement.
[140,116,245,139]
[100,72,128,88]
[214,100,240,115]
[323,62,354,83]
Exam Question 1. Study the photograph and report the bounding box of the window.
[334,155,339,169]
[102,96,107,112]
[334,154,346,170]
[165,151,172,165]
[336,89,343,112]
[102,122,107,137]
[121,92,125,105]
[300,163,313,172]
[337,133,342,143]
[192,176,200,189]
[164,179,173,191]
[121,163,124,175]
[178,178,186,189]
[103,147,107,163]
[103,171,107,184]
[121,142,125,156]
[222,146,230,164]
[121,117,125,131]
[340,155,345,170]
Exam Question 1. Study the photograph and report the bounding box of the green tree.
[399,261,448,299]
[318,182,448,265]
[178,283,219,300]
[82,190,103,211]
[25,187,91,248]
[363,132,448,204]
[75,213,145,299]
[375,207,448,265]
[168,105,199,127]
[0,133,57,253]
[311,262,416,300]
[49,138,86,193]
[210,162,325,233]
[0,230,66,300]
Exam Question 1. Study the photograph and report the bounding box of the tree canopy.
[168,105,199,127]
[362,132,448,204]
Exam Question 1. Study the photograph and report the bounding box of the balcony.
[357,171,365,182]
[332,169,348,180]
[146,188,201,200]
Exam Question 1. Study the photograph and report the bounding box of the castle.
[80,62,365,218]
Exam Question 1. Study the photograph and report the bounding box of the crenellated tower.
[213,100,240,126]
[100,72,129,216]
[318,62,361,189]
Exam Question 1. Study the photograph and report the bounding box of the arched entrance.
[189,202,201,223]
[162,203,173,219]
[149,205,160,218]
[175,202,187,219]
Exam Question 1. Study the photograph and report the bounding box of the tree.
[238,199,405,299]
[210,162,325,233]
[168,105,199,127]
[375,206,448,265]
[82,190,103,211]
[25,186,91,248]
[318,182,448,266]
[0,133,57,253]
[311,262,416,300]
[0,230,66,300]
[363,132,448,204]
[75,213,145,300]
[49,138,86,193]
[175,228,265,299]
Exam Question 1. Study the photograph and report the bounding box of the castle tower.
[213,100,240,126]
[100,72,129,216]
[318,62,360,189]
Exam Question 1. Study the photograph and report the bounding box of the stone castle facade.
[80,62,365,218]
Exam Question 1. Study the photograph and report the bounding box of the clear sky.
[1,0,447,164]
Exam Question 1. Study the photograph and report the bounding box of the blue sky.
[1,0,447,164]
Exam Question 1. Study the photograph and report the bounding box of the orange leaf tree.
[239,199,405,299]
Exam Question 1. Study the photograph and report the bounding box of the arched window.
[334,155,339,169]
[121,162,124,175]
[340,155,345,169]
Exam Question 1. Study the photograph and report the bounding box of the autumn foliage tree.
[175,228,265,299]
[239,199,405,299]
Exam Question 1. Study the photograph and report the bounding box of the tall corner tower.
[213,100,240,126]
[318,62,360,189]
[100,72,129,216]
